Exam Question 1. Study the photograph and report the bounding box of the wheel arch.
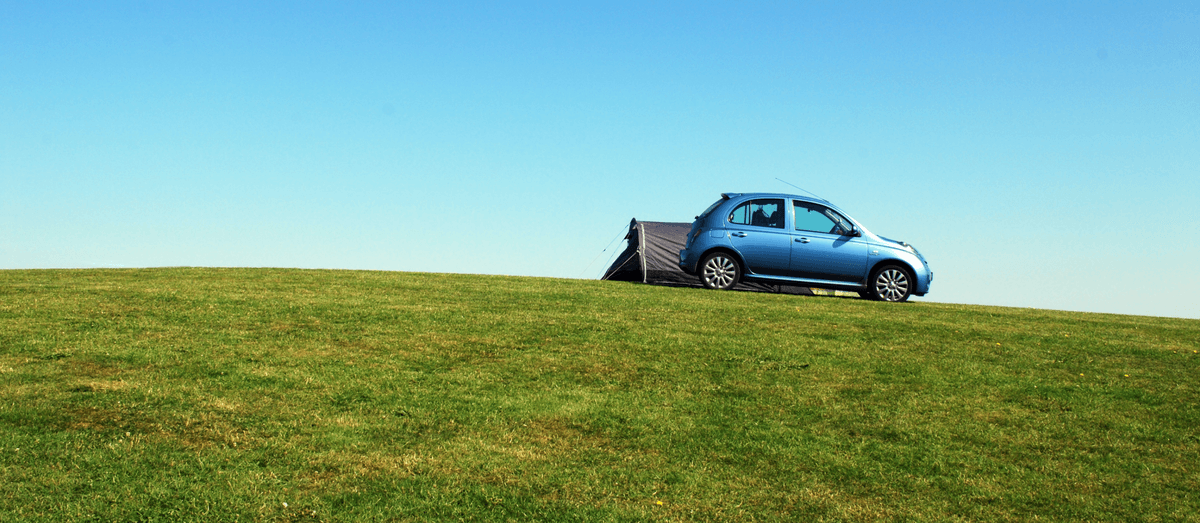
[868,258,916,280]
[701,247,746,273]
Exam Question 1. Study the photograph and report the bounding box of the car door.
[789,200,869,282]
[725,198,791,276]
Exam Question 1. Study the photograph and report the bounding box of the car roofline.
[721,192,831,205]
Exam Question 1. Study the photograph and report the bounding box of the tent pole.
[638,222,648,283]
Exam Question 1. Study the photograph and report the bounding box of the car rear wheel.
[700,253,740,290]
[868,265,913,302]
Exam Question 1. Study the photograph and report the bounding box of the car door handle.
[795,237,810,243]
[731,232,748,237]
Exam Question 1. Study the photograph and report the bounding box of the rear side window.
[728,199,784,228]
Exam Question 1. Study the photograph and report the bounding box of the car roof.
[722,192,831,205]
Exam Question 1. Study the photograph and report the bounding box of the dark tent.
[602,219,813,295]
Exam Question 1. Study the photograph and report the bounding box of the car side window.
[794,201,851,235]
[729,199,784,228]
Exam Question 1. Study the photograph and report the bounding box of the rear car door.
[725,198,791,276]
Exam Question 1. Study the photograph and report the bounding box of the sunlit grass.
[1,268,1197,521]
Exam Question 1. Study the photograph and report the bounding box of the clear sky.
[2,2,1197,319]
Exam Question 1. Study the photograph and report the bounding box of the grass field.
[1,268,1197,522]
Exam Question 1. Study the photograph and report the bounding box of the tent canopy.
[602,219,812,295]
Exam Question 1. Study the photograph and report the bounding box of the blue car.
[679,193,932,302]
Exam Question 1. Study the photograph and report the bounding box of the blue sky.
[2,2,1197,319]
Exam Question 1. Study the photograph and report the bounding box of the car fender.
[700,245,746,271]
[867,251,930,295]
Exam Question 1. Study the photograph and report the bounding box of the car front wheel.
[868,265,913,302]
[700,253,740,290]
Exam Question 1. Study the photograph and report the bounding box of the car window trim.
[729,198,786,229]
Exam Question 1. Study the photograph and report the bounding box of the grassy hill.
[1,268,1197,522]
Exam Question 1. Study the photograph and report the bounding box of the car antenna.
[775,177,829,202]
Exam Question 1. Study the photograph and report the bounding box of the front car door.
[789,200,869,283]
[725,198,791,276]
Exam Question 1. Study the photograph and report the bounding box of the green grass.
[1,268,1197,522]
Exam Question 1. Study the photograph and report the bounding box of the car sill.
[744,273,866,290]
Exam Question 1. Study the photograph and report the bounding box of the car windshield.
[824,209,853,233]
[697,198,725,220]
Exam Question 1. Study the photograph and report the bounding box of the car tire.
[868,264,913,302]
[700,252,740,290]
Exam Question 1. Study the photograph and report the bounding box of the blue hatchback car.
[679,193,932,302]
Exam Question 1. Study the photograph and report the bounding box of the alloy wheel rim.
[703,256,736,288]
[875,269,909,301]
